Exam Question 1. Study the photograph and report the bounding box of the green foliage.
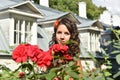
[32,0,106,20]
[0,50,9,54]
[49,0,106,20]
[0,61,80,80]
[38,61,80,80]
[82,49,113,80]
[49,0,80,14]
[107,28,120,79]
[80,27,120,80]
[85,0,106,19]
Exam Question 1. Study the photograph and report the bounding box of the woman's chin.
[58,42,66,45]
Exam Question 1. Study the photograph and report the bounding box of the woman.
[49,17,82,79]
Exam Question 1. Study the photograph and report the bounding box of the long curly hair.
[49,17,80,56]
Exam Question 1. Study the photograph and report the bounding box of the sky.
[92,0,120,15]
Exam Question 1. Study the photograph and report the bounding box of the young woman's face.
[56,24,71,45]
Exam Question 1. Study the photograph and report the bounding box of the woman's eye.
[65,32,70,35]
[57,31,61,34]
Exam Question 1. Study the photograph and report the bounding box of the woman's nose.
[60,34,64,39]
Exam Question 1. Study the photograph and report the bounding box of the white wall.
[78,2,87,18]
[39,0,49,7]
[0,58,19,71]
[100,10,120,26]
[81,59,96,71]
[0,13,10,42]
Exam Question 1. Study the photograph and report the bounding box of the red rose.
[42,50,52,66]
[12,44,28,63]
[50,44,61,52]
[26,45,42,62]
[63,53,73,60]
[36,50,52,68]
[50,44,69,53]
[26,45,38,57]
[60,45,69,53]
[18,72,25,78]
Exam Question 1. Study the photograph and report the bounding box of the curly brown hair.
[49,17,80,56]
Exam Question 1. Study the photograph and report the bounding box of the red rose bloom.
[60,45,69,53]
[12,44,28,63]
[50,44,68,53]
[63,53,73,60]
[36,50,52,68]
[50,44,61,52]
[18,72,25,78]
[26,45,42,62]
[26,45,38,57]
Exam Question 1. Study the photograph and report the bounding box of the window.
[14,19,33,45]
[14,19,22,44]
[90,32,100,52]
[25,21,32,43]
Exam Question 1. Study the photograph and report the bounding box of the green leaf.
[67,71,80,79]
[65,40,78,45]
[111,50,120,54]
[0,64,11,71]
[113,45,120,49]
[94,68,100,75]
[113,71,120,78]
[116,54,120,64]
[21,63,33,70]
[106,77,114,80]
[115,30,120,34]
[104,72,112,77]
[64,75,70,80]
[68,61,74,66]
[0,50,9,54]
[106,66,112,69]
[88,52,97,62]
[45,66,64,80]
[46,72,56,80]
[95,75,105,80]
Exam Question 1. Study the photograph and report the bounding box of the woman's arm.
[76,58,83,77]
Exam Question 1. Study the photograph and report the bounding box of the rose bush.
[0,43,80,80]
[12,44,52,68]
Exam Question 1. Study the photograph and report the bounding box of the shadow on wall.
[37,26,50,51]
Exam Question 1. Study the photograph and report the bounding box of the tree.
[33,0,106,20]
[85,0,106,20]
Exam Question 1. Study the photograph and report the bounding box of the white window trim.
[9,16,37,46]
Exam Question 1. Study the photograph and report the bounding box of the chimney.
[78,2,87,18]
[39,0,49,7]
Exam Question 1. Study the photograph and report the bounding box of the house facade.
[0,1,43,47]
[0,0,104,71]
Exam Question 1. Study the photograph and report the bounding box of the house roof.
[78,20,97,27]
[37,12,80,24]
[0,0,102,28]
[77,20,103,32]
[0,0,22,10]
[33,3,81,24]
[0,0,43,18]
[34,3,63,16]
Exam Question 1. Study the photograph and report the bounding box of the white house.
[0,0,105,71]
[100,10,120,27]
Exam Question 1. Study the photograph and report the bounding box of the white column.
[31,22,37,45]
[88,33,90,51]
[21,20,25,43]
